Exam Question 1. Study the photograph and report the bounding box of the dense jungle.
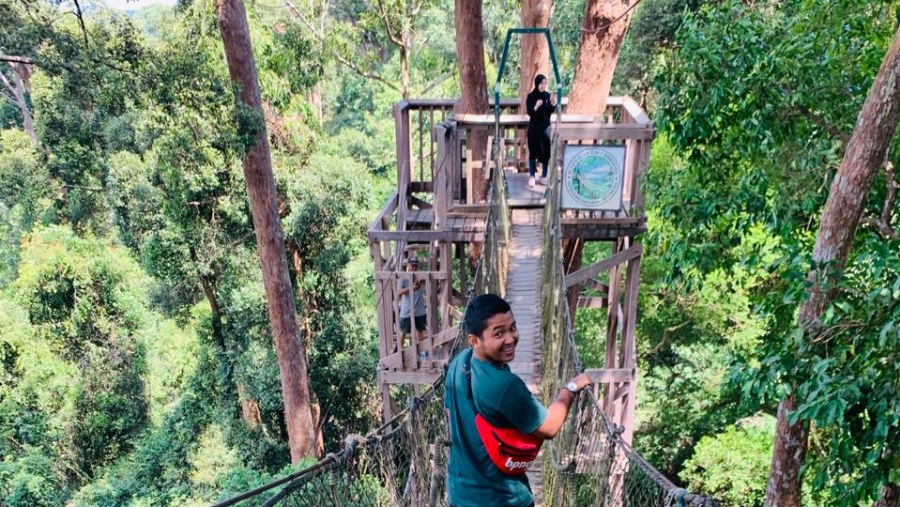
[1,0,898,506]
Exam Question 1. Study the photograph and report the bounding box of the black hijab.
[533,74,547,91]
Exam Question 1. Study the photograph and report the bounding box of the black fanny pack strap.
[465,351,487,417]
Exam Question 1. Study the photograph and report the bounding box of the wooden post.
[633,138,651,210]
[452,124,462,201]
[434,124,451,230]
[622,139,636,210]
[603,238,624,417]
[395,102,411,232]
[619,251,641,444]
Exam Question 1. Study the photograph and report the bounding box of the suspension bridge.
[212,29,718,507]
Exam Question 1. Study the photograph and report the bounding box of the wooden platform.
[505,208,546,505]
[507,172,548,207]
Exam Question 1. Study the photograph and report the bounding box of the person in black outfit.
[525,74,557,188]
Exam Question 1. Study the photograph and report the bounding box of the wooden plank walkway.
[507,172,548,207]
[506,207,546,505]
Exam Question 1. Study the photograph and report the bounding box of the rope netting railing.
[537,129,718,507]
[211,147,511,507]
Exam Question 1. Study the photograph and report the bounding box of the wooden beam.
[394,102,411,232]
[561,226,647,240]
[620,96,651,126]
[375,271,449,281]
[381,370,444,385]
[577,296,608,309]
[368,229,485,242]
[448,203,489,214]
[409,195,433,209]
[585,368,634,384]
[432,326,461,347]
[557,124,655,141]
[582,278,609,294]
[565,244,643,288]
[453,113,599,125]
[409,182,434,193]
[560,217,644,226]
[368,190,399,233]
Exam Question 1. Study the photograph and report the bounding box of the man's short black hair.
[464,293,511,338]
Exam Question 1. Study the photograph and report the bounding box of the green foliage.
[682,415,775,507]
[0,446,70,507]
[0,130,52,285]
[613,0,708,99]
[282,160,381,446]
[13,226,150,475]
[650,0,900,502]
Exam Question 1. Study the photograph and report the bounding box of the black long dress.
[525,89,555,165]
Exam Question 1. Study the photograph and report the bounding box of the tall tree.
[518,0,550,110]
[454,0,488,202]
[765,26,900,507]
[215,0,318,462]
[564,0,638,324]
[568,0,638,114]
[371,0,433,99]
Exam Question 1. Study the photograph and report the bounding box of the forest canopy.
[0,0,898,506]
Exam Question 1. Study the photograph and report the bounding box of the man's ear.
[468,333,480,348]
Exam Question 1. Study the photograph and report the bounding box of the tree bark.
[874,484,900,507]
[568,0,637,114]
[765,27,900,507]
[518,0,551,112]
[516,0,551,162]
[765,395,808,507]
[216,0,317,463]
[399,45,410,99]
[1,63,37,143]
[454,0,488,203]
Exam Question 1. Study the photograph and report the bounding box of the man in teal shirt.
[444,294,592,507]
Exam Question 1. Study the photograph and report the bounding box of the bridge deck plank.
[506,207,546,506]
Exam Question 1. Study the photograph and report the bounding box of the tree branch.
[795,105,852,143]
[420,70,452,95]
[0,69,15,96]
[334,53,400,92]
[374,0,404,47]
[71,0,90,47]
[283,2,400,92]
[0,55,36,66]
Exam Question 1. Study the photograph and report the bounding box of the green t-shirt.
[444,348,548,507]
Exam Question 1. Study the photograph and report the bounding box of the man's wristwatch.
[564,381,580,394]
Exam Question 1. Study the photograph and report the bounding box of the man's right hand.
[571,373,592,392]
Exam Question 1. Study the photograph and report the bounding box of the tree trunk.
[568,0,637,114]
[288,241,326,456]
[518,0,551,111]
[874,484,900,507]
[765,26,900,507]
[307,84,323,126]
[400,45,410,99]
[1,63,37,143]
[517,0,551,162]
[564,0,637,290]
[454,0,488,203]
[765,395,809,507]
[216,0,317,463]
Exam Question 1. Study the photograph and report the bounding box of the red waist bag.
[474,413,542,474]
[466,353,543,475]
